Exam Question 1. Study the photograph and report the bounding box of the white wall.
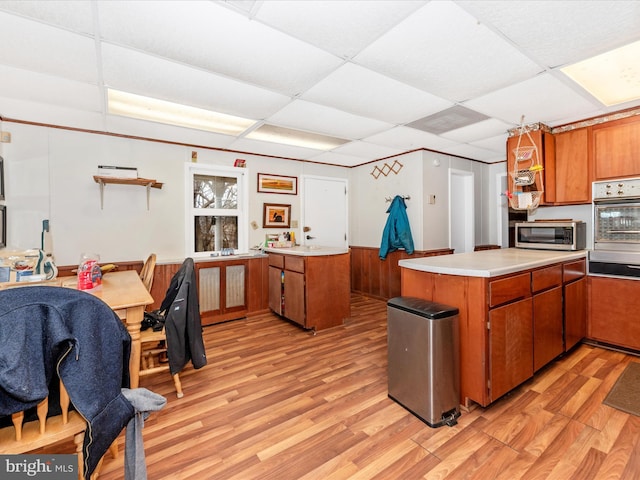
[1,122,346,265]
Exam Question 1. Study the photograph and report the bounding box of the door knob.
[306,235,316,240]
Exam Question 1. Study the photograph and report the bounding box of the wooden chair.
[140,253,157,293]
[0,379,87,479]
[139,253,183,398]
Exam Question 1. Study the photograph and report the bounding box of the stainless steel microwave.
[515,221,586,251]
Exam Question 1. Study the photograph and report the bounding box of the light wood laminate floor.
[96,295,640,479]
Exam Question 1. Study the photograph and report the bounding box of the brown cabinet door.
[565,277,586,351]
[593,116,640,180]
[533,287,563,371]
[284,270,305,326]
[268,266,283,316]
[588,276,640,350]
[489,297,533,402]
[550,129,590,204]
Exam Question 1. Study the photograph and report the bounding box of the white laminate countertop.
[398,248,587,278]
[264,245,350,257]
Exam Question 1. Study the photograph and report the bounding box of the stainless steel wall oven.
[589,177,640,278]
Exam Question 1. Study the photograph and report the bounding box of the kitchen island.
[265,246,350,331]
[399,248,587,408]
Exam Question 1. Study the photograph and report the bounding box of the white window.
[185,163,248,257]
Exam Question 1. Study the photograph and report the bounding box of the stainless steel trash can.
[387,296,460,428]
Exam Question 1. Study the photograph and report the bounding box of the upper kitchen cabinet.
[592,115,640,180]
[545,128,591,204]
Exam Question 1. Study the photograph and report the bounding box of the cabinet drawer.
[489,273,531,307]
[268,254,284,269]
[563,259,586,283]
[532,264,562,293]
[285,255,305,273]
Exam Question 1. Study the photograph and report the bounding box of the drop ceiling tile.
[265,100,394,139]
[301,63,452,124]
[458,0,640,68]
[229,137,324,161]
[308,150,368,167]
[439,143,502,162]
[0,64,101,111]
[101,44,291,120]
[0,11,98,83]
[0,1,94,34]
[441,118,514,142]
[470,133,509,155]
[331,140,407,160]
[463,72,601,126]
[255,0,427,59]
[363,126,458,151]
[97,0,342,96]
[355,1,542,102]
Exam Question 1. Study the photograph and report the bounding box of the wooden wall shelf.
[93,175,163,210]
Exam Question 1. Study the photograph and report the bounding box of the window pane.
[194,216,238,252]
[193,174,237,209]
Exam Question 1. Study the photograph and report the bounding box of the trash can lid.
[387,296,459,319]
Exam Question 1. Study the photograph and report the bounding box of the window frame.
[185,163,249,258]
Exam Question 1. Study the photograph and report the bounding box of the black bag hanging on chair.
[141,310,165,331]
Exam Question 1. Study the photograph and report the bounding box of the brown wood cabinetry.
[564,259,587,351]
[401,257,586,408]
[593,115,640,180]
[268,252,350,331]
[588,275,640,351]
[546,128,591,204]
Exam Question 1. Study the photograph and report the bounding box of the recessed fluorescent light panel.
[245,124,350,150]
[107,89,256,135]
[561,40,640,106]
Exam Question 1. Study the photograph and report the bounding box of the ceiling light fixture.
[561,40,640,107]
[107,89,256,135]
[245,124,350,151]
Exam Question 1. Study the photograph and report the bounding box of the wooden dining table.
[61,270,153,388]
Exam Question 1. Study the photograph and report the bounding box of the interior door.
[301,175,348,248]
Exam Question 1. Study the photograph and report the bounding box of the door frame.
[448,168,475,253]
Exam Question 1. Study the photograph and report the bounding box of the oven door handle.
[628,265,640,270]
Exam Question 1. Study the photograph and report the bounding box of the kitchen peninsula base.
[399,249,587,409]
[267,247,350,331]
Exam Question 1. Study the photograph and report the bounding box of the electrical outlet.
[0,131,11,143]
[291,220,298,228]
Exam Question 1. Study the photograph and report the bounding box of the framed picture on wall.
[257,173,297,195]
[263,203,291,228]
[0,205,6,248]
[0,156,4,201]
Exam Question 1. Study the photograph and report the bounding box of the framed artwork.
[0,156,4,201]
[0,205,5,248]
[263,203,291,228]
[257,173,297,195]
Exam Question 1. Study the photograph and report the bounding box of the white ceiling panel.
[254,0,427,59]
[354,1,542,102]
[0,11,97,83]
[458,0,640,68]
[440,118,515,142]
[1,1,640,166]
[0,65,101,112]
[97,0,343,96]
[363,126,459,151]
[463,72,602,126]
[331,140,407,160]
[228,137,324,161]
[101,44,292,120]
[0,0,94,33]
[300,63,453,124]
[264,100,393,140]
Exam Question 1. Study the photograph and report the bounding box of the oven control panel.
[593,177,640,200]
